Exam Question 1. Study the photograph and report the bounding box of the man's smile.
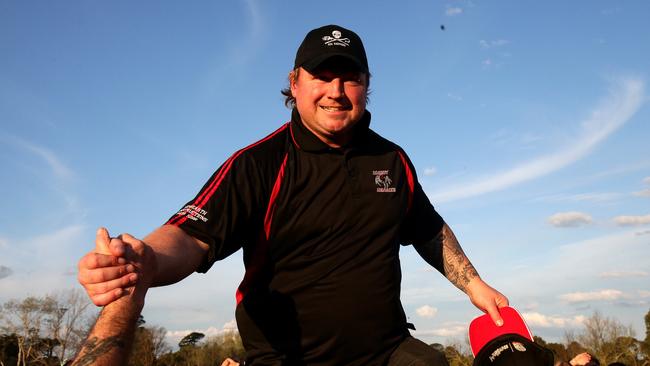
[320,105,351,111]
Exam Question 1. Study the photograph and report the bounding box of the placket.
[343,149,361,199]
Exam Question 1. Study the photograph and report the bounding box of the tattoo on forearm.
[440,224,479,292]
[72,336,125,366]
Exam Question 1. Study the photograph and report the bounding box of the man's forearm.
[414,223,479,293]
[143,224,209,287]
[71,293,143,365]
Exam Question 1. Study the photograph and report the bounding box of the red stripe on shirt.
[168,123,289,227]
[397,151,414,214]
[236,152,289,304]
[289,122,301,150]
[264,153,289,239]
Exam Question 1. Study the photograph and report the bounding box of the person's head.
[584,357,600,366]
[282,25,371,147]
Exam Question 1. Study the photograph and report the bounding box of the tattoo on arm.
[412,223,479,292]
[439,224,479,292]
[71,336,125,366]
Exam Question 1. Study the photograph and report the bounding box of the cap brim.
[300,53,368,73]
[468,306,533,357]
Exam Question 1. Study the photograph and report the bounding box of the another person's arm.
[70,290,143,365]
[78,225,209,306]
[71,229,159,365]
[413,223,509,325]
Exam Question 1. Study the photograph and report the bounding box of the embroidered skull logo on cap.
[294,24,369,73]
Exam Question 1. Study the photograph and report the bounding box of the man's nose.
[326,78,345,98]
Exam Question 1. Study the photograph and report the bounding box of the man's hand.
[466,278,509,326]
[78,228,154,306]
[569,352,592,366]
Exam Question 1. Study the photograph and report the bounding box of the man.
[78,24,508,365]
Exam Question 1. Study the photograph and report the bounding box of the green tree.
[642,308,650,360]
[179,332,205,349]
[0,333,19,366]
[576,311,640,365]
[0,291,94,366]
[0,296,56,366]
[536,335,571,364]
[443,338,472,366]
[128,324,171,366]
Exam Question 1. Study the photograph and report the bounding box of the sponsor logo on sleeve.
[176,205,209,222]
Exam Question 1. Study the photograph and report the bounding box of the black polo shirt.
[167,109,444,365]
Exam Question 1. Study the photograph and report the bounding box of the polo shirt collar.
[290,108,372,152]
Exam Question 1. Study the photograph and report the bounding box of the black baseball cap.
[472,333,555,366]
[294,24,369,73]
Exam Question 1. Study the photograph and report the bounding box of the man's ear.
[289,69,299,92]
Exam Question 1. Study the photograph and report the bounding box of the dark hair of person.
[280,68,371,108]
[585,357,601,366]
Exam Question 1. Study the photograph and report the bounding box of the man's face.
[290,60,368,147]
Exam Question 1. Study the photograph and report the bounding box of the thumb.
[95,227,112,255]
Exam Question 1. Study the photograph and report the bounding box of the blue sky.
[1,0,649,348]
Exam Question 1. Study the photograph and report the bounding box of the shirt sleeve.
[398,152,444,245]
[165,152,265,272]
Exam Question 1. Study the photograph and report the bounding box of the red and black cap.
[472,333,554,366]
[469,306,554,366]
[294,24,369,73]
[469,306,533,356]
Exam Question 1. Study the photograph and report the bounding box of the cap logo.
[489,344,511,362]
[512,342,527,352]
[488,341,528,362]
[322,30,350,47]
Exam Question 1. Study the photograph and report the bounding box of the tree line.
[1,290,648,365]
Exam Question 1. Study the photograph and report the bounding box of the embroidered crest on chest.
[373,170,396,193]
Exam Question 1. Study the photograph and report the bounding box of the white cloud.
[446,7,463,16]
[479,39,510,49]
[429,77,646,203]
[165,320,238,347]
[522,312,586,328]
[613,214,650,226]
[600,270,648,278]
[0,225,89,305]
[534,192,622,203]
[633,189,650,197]
[446,92,462,102]
[413,324,466,337]
[9,136,74,180]
[488,129,543,150]
[559,289,624,303]
[643,177,650,185]
[523,302,539,311]
[416,305,438,318]
[0,266,13,279]
[424,167,438,176]
[638,290,650,298]
[482,58,492,66]
[547,212,593,227]
[636,230,650,236]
